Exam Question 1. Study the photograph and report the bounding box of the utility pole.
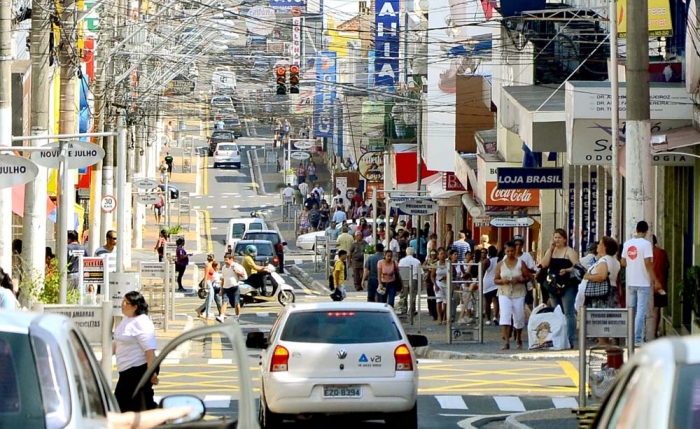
[625,0,653,236]
[56,0,79,303]
[0,0,14,270]
[24,0,51,288]
[609,0,620,240]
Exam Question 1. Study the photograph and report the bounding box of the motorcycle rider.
[241,245,272,295]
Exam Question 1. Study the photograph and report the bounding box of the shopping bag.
[528,304,568,351]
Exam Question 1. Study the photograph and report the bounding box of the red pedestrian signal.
[275,67,287,95]
[289,65,300,94]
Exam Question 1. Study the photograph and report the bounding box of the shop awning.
[618,126,698,174]
[393,145,438,185]
[11,185,57,218]
[650,126,700,151]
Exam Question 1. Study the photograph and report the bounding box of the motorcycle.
[239,265,296,306]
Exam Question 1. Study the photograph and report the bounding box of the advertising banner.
[80,257,106,304]
[616,0,673,38]
[589,171,598,243]
[606,189,613,237]
[569,183,575,247]
[270,0,305,11]
[496,167,564,190]
[581,180,589,254]
[485,182,540,207]
[374,0,399,86]
[291,17,301,66]
[313,52,336,138]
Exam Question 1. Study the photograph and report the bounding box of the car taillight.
[394,344,413,371]
[270,345,289,372]
[273,256,279,265]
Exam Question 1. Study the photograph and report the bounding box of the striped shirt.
[452,240,471,262]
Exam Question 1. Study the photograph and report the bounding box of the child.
[332,250,348,301]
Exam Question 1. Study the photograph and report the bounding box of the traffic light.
[289,65,300,94]
[275,66,287,95]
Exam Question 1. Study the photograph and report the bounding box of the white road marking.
[207,358,233,365]
[435,395,469,410]
[203,395,231,409]
[417,359,443,364]
[552,397,578,409]
[161,358,180,365]
[493,396,526,412]
[206,206,213,209]
[256,312,270,317]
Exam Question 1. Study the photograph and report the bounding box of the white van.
[227,217,268,249]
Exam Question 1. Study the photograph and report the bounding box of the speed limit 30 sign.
[101,195,117,213]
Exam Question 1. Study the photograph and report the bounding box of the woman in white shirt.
[0,267,19,310]
[481,246,500,325]
[113,291,158,412]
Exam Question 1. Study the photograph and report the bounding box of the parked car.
[233,239,279,268]
[242,229,286,272]
[208,130,236,155]
[0,311,258,429]
[211,95,235,111]
[227,217,268,249]
[591,336,700,429]
[213,142,241,169]
[248,302,426,427]
[158,183,179,200]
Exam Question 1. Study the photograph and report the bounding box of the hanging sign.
[31,140,105,170]
[398,199,439,216]
[496,167,564,190]
[136,194,161,205]
[290,151,310,160]
[489,217,535,228]
[133,178,160,189]
[0,155,39,189]
[292,139,314,150]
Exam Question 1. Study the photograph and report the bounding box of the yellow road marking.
[202,210,214,255]
[203,155,209,196]
[558,360,580,388]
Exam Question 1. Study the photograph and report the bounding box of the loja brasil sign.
[485,182,540,207]
[31,140,105,170]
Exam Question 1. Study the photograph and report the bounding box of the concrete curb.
[286,263,330,295]
[504,410,546,429]
[414,346,581,361]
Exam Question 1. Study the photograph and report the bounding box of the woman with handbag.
[581,237,620,309]
[539,228,580,349]
[494,241,531,350]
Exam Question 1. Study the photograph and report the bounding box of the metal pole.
[170,264,176,321]
[446,261,452,344]
[165,170,170,228]
[101,300,113,383]
[625,0,653,232]
[417,264,422,333]
[403,11,409,87]
[57,141,68,303]
[609,0,621,239]
[409,265,414,325]
[164,257,170,332]
[384,150,391,243]
[627,307,635,357]
[116,121,127,273]
[478,261,484,344]
[579,306,587,407]
[0,0,12,271]
[371,186,378,245]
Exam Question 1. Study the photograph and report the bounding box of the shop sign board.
[585,309,628,338]
[496,167,564,190]
[80,257,106,300]
[485,182,540,207]
[136,194,161,205]
[31,140,105,170]
[473,216,491,227]
[110,273,140,317]
[44,305,104,344]
[140,261,166,279]
[442,172,466,191]
[489,217,535,228]
[133,178,159,189]
[0,155,38,189]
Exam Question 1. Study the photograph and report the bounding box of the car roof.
[216,142,237,147]
[284,302,394,313]
[229,218,265,225]
[243,230,278,235]
[0,310,72,335]
[635,336,700,365]
[235,239,272,245]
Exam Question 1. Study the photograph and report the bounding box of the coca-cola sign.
[485,182,539,207]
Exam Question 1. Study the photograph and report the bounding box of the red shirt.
[652,246,670,290]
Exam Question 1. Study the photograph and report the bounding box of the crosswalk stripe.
[203,395,232,408]
[207,358,233,365]
[436,395,469,410]
[494,396,526,412]
[552,397,578,409]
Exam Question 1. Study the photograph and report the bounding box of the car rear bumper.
[264,374,417,414]
[214,157,241,164]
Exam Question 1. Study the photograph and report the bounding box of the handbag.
[584,259,611,298]
[197,279,208,300]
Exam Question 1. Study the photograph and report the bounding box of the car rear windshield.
[231,223,246,238]
[243,232,280,244]
[218,145,237,152]
[234,243,274,256]
[212,132,234,141]
[0,332,65,428]
[280,311,402,344]
[672,363,700,428]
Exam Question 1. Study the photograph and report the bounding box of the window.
[217,145,237,152]
[67,331,106,418]
[280,311,402,344]
[672,364,700,428]
[248,223,264,231]
[244,233,279,245]
[231,223,246,238]
[235,243,274,256]
[31,334,72,429]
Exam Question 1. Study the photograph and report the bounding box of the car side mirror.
[246,331,268,349]
[407,334,428,348]
[160,395,205,423]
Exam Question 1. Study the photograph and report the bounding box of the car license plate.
[323,385,362,398]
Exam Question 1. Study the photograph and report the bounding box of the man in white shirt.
[621,220,660,345]
[282,183,294,200]
[399,247,422,315]
[312,184,324,199]
[217,253,247,323]
[298,181,309,198]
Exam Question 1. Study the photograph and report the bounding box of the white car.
[248,302,423,428]
[211,95,236,112]
[213,142,241,168]
[591,335,700,428]
[295,218,391,250]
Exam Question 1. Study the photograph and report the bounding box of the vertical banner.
[568,183,575,247]
[291,17,301,66]
[606,189,613,237]
[367,50,376,101]
[589,171,598,243]
[581,181,589,253]
[374,0,399,86]
[313,52,337,138]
